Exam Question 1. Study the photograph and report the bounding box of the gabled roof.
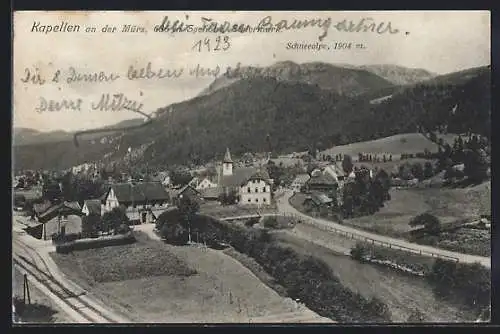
[200,186,223,199]
[293,173,311,184]
[247,169,271,183]
[220,167,258,188]
[307,173,337,186]
[220,167,272,188]
[83,199,101,215]
[305,192,333,206]
[169,184,200,198]
[223,148,233,163]
[37,201,84,223]
[107,182,170,204]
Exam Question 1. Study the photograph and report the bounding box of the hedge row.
[56,232,136,253]
[202,218,392,323]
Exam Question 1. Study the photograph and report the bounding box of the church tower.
[223,147,233,176]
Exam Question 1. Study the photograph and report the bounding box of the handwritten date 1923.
[192,35,231,52]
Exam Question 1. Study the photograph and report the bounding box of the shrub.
[160,222,189,245]
[56,232,136,253]
[203,220,391,322]
[427,259,490,310]
[350,242,369,261]
[263,216,279,229]
[245,217,260,227]
[409,213,441,234]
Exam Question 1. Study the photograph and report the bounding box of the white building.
[213,148,273,206]
[291,174,311,193]
[196,177,218,190]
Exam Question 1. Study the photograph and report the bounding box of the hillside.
[13,65,490,171]
[13,118,144,147]
[358,64,436,85]
[199,61,394,97]
[321,133,440,157]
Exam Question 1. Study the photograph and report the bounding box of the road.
[12,218,130,323]
[276,191,491,269]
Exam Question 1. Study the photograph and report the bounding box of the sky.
[13,11,490,132]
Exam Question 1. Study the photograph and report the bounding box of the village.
[13,131,491,324]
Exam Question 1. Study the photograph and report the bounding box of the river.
[273,228,477,323]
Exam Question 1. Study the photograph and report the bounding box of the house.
[32,201,84,240]
[323,164,346,183]
[291,174,311,193]
[195,177,218,190]
[199,186,223,201]
[102,181,170,224]
[303,192,334,216]
[217,148,273,206]
[305,172,338,194]
[239,170,272,206]
[82,199,102,216]
[169,184,201,206]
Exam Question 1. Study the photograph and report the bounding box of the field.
[272,231,477,323]
[320,133,440,159]
[199,202,277,219]
[12,267,71,323]
[289,180,491,256]
[50,231,311,322]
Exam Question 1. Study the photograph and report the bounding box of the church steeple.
[223,148,233,176]
[224,147,233,163]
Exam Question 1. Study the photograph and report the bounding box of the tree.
[411,162,424,181]
[398,162,414,180]
[178,194,200,243]
[81,213,100,238]
[463,148,489,184]
[342,154,354,175]
[409,213,441,234]
[160,221,189,245]
[423,161,434,179]
[101,206,129,233]
[169,169,193,186]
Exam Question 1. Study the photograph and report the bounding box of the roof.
[224,148,233,163]
[107,182,170,204]
[293,174,311,184]
[307,173,337,186]
[306,192,333,206]
[199,186,223,199]
[37,201,84,223]
[324,164,345,178]
[83,199,101,215]
[169,184,200,198]
[33,200,52,215]
[247,169,271,182]
[220,167,271,188]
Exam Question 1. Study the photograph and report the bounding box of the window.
[262,187,266,192]
[247,187,251,193]
[263,198,266,203]
[248,199,251,202]
[255,198,259,202]
[255,188,258,193]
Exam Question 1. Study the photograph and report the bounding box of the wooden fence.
[279,212,459,263]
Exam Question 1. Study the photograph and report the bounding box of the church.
[208,148,273,206]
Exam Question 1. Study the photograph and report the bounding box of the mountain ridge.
[12,64,490,171]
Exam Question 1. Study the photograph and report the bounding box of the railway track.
[12,239,120,323]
